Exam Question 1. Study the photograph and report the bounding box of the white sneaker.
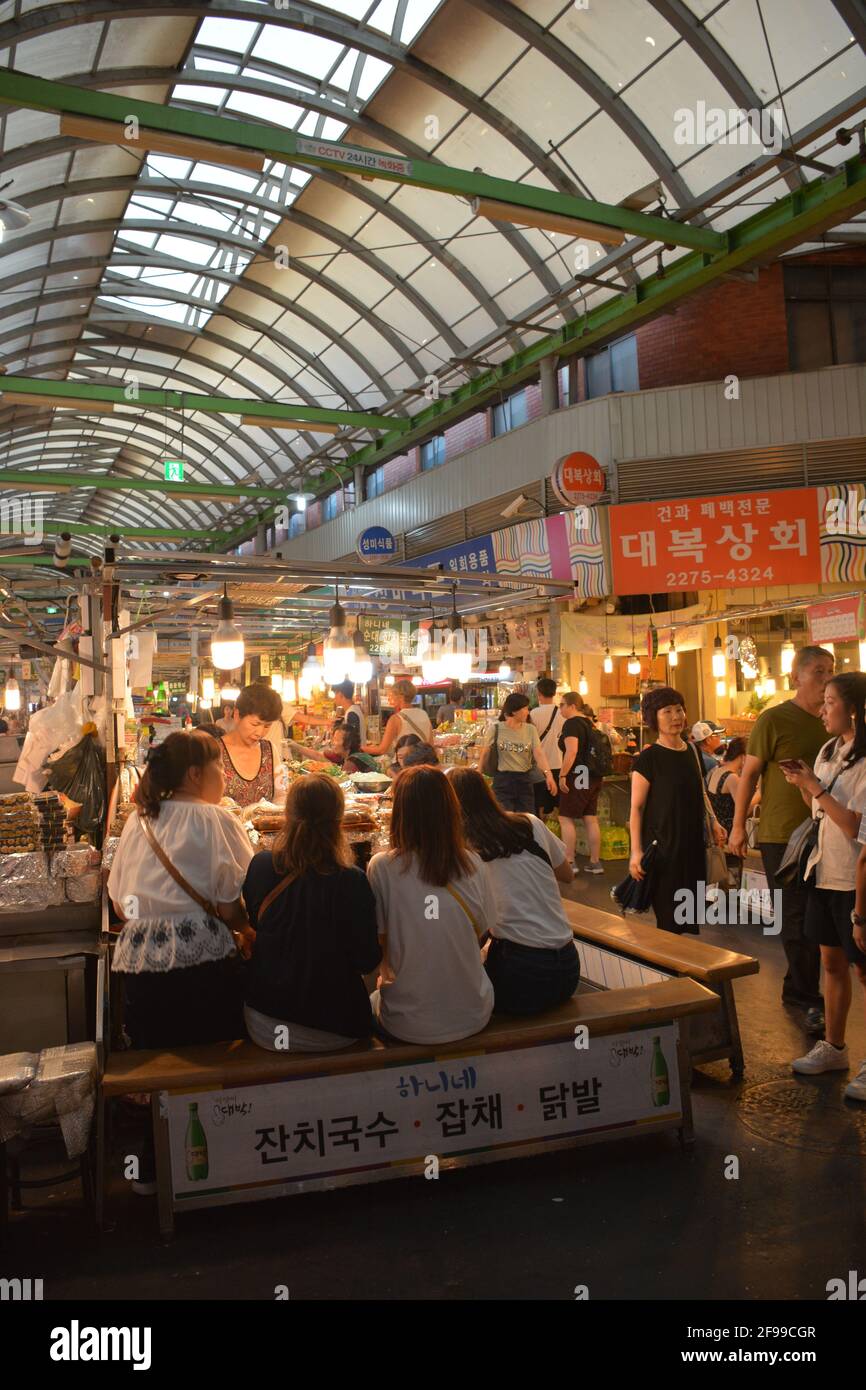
[584,862,604,875]
[792,1040,849,1074]
[844,1060,866,1101]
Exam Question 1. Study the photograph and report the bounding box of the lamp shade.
[211,589,244,670]
[322,593,354,684]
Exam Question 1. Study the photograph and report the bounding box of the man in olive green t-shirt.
[730,646,834,1028]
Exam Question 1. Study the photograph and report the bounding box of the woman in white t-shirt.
[781,673,866,1098]
[450,768,579,1014]
[367,765,496,1044]
[362,679,433,761]
[109,731,254,1050]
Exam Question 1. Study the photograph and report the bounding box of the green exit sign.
[163,459,185,482]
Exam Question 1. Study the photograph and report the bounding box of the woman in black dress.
[628,687,726,935]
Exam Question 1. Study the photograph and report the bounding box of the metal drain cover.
[738,1078,866,1155]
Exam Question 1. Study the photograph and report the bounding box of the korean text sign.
[165,1027,680,1198]
[609,487,821,595]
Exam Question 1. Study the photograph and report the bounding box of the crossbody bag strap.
[689,742,717,839]
[444,883,484,939]
[138,811,219,918]
[257,870,300,922]
[541,708,557,742]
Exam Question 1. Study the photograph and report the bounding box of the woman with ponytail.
[780,672,866,1092]
[241,774,381,1051]
[108,731,255,1050]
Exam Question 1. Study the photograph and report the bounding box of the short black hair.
[402,742,440,768]
[332,680,355,700]
[236,682,283,722]
[195,722,224,741]
[333,719,361,755]
[536,677,557,698]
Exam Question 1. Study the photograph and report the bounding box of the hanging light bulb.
[302,638,322,685]
[627,651,641,675]
[323,587,354,684]
[283,673,297,703]
[211,585,244,670]
[421,629,442,684]
[603,647,613,674]
[220,681,240,701]
[822,641,835,659]
[498,662,511,680]
[715,679,727,698]
[711,631,726,679]
[781,627,795,676]
[3,677,20,711]
[350,615,373,686]
[578,670,589,697]
[667,638,678,668]
[441,585,472,682]
[201,673,215,704]
[411,675,423,687]
[384,673,396,686]
[764,667,777,697]
[271,672,284,693]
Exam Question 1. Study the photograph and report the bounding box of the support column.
[548,601,562,682]
[353,464,365,505]
[540,355,558,415]
[254,523,267,556]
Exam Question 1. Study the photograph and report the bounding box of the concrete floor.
[4,858,866,1301]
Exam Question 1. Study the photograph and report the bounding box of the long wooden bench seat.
[561,900,759,984]
[562,898,759,1075]
[103,975,719,1097]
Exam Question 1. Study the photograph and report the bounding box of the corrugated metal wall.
[270,364,866,562]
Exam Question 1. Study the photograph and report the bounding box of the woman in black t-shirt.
[242,775,381,1051]
[557,692,604,872]
[629,687,725,935]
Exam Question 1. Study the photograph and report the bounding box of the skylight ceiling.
[0,0,863,557]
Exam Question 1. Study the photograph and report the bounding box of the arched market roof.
[0,0,864,555]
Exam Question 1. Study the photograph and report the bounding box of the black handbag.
[775,766,843,888]
[480,723,500,775]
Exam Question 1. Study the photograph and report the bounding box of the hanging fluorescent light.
[627,651,641,675]
[711,632,726,679]
[323,587,354,685]
[211,585,244,670]
[603,647,613,674]
[201,674,215,704]
[667,638,678,668]
[3,677,20,711]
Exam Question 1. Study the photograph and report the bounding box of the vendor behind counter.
[218,683,284,808]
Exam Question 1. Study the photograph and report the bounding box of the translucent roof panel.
[0,0,862,546]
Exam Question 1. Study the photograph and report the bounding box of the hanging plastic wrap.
[0,1042,97,1157]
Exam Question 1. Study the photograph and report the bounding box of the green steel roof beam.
[0,468,290,503]
[36,520,233,543]
[217,147,866,550]
[0,70,726,257]
[0,374,406,434]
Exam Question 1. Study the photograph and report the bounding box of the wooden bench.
[562,900,759,1077]
[99,976,719,1238]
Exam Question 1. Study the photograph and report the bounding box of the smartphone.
[778,758,804,772]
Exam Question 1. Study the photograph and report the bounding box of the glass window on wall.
[492,388,529,436]
[322,491,340,522]
[585,334,638,399]
[367,464,385,499]
[785,262,866,370]
[420,434,446,470]
[289,511,305,538]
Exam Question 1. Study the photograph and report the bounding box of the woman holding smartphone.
[781,672,866,1097]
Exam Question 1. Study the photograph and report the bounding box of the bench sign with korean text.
[610,487,821,595]
[357,526,398,563]
[164,1025,681,1199]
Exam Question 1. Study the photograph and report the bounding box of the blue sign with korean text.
[414,533,496,575]
[357,526,398,563]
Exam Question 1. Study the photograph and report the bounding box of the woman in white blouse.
[781,673,866,1097]
[367,765,496,1044]
[108,730,254,1049]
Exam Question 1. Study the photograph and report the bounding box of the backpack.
[581,719,613,779]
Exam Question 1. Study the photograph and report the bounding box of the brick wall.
[634,264,790,391]
[524,382,544,422]
[445,410,489,457]
[383,448,419,488]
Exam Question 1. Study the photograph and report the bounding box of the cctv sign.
[550,452,605,508]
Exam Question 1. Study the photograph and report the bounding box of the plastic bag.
[45,729,107,846]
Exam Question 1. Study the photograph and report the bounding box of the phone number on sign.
[665,566,774,586]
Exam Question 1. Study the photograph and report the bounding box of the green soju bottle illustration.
[650,1036,670,1107]
[185,1102,209,1181]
